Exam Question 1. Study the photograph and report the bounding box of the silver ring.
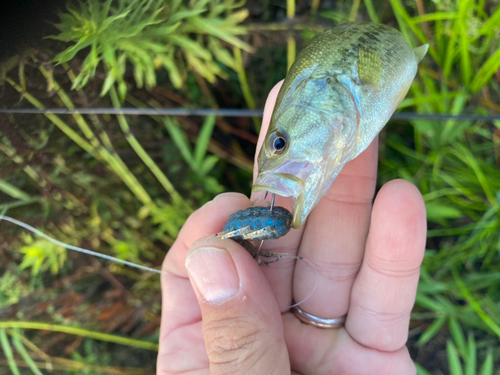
[291,304,346,329]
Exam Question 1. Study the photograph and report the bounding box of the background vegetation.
[0,0,499,373]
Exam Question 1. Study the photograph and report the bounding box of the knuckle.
[204,315,266,369]
[317,259,362,283]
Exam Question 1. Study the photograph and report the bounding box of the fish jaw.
[252,172,306,228]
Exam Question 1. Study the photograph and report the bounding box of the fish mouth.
[252,172,306,229]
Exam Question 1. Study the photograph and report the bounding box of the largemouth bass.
[253,23,428,228]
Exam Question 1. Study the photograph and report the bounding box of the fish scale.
[253,22,428,229]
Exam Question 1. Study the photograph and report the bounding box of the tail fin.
[413,44,429,63]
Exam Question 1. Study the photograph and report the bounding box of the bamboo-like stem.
[233,47,260,133]
[6,78,97,157]
[286,0,296,72]
[311,0,321,16]
[363,0,380,23]
[108,86,189,210]
[126,95,253,172]
[36,66,154,207]
[64,66,116,152]
[349,0,361,21]
[287,36,296,72]
[286,0,295,18]
[0,322,158,351]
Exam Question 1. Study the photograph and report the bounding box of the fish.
[252,22,428,229]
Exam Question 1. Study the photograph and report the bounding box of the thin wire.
[288,255,319,308]
[270,193,276,211]
[0,215,164,275]
[0,108,263,117]
[1,107,500,121]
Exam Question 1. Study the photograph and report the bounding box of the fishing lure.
[215,202,293,264]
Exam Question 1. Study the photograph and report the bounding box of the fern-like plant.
[50,0,251,99]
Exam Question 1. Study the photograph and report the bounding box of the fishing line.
[1,107,500,121]
[0,215,164,275]
[1,214,319,308]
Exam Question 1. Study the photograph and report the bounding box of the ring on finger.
[291,303,346,329]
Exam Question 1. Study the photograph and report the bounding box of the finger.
[293,139,378,318]
[283,314,416,375]
[346,179,426,351]
[251,80,306,311]
[186,235,290,375]
[158,193,250,373]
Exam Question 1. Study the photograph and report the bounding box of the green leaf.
[411,12,457,23]
[168,35,212,60]
[0,179,30,201]
[415,363,432,375]
[53,38,93,63]
[159,55,183,88]
[470,46,500,92]
[169,8,207,23]
[194,115,215,166]
[163,118,195,168]
[0,329,20,375]
[97,9,130,33]
[418,316,447,345]
[189,17,252,52]
[100,72,116,97]
[458,0,472,86]
[425,202,463,222]
[200,155,219,176]
[465,332,476,375]
[208,37,237,70]
[447,340,464,375]
[11,329,44,375]
[478,350,493,375]
[449,317,466,357]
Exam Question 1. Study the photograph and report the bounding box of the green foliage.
[163,115,224,196]
[0,271,31,308]
[446,330,495,375]
[19,233,67,276]
[0,329,20,375]
[71,339,113,375]
[50,0,251,99]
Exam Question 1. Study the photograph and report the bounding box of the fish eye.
[269,131,288,155]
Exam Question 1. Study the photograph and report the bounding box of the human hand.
[157,82,427,375]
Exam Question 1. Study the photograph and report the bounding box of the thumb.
[185,236,290,375]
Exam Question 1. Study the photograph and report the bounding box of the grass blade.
[163,117,195,168]
[447,340,464,375]
[11,329,44,375]
[470,46,500,92]
[418,316,447,345]
[478,350,493,375]
[458,0,472,86]
[0,328,21,375]
[452,268,500,339]
[194,115,216,167]
[465,332,476,375]
[416,363,432,375]
[449,317,466,357]
[0,179,31,201]
[363,0,380,23]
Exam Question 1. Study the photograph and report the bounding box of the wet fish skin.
[253,23,428,228]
